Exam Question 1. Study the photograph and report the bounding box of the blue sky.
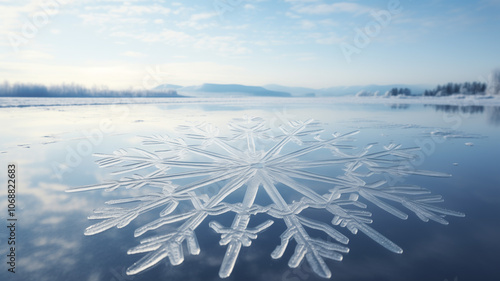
[1,0,499,89]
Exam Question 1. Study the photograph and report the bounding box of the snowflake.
[67,116,464,279]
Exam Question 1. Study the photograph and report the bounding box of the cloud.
[221,24,249,30]
[319,19,340,27]
[145,61,249,86]
[82,3,171,16]
[284,0,321,2]
[311,32,345,45]
[0,60,252,89]
[479,0,500,8]
[300,19,316,29]
[0,0,64,43]
[176,19,216,30]
[110,28,193,45]
[190,12,216,21]
[77,3,172,31]
[120,51,146,58]
[0,60,144,89]
[278,52,317,62]
[285,11,301,19]
[292,2,371,15]
[175,12,218,30]
[17,50,54,60]
[193,35,252,56]
[78,12,147,26]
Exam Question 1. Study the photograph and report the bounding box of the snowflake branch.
[209,177,273,278]
[260,171,348,278]
[126,169,257,274]
[143,135,238,163]
[267,130,360,166]
[270,166,354,186]
[66,166,242,192]
[262,119,317,161]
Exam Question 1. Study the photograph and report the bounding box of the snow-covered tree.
[355,90,372,97]
[487,69,500,95]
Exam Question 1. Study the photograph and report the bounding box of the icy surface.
[2,95,500,108]
[67,116,464,279]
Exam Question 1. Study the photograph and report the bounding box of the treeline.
[0,82,179,97]
[424,82,487,96]
[388,87,412,96]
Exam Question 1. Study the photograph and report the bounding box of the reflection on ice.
[427,104,500,127]
[487,106,500,126]
[430,130,486,140]
[68,116,464,279]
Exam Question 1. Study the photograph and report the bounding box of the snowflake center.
[250,162,265,169]
[245,153,267,170]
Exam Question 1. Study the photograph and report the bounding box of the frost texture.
[68,117,464,279]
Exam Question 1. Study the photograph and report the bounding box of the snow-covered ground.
[1,95,500,108]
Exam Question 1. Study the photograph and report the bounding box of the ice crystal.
[67,116,464,279]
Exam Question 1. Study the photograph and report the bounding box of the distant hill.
[0,81,451,98]
[159,83,292,97]
[153,83,430,97]
[263,84,318,97]
[264,84,431,97]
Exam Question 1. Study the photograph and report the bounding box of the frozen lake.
[1,98,499,281]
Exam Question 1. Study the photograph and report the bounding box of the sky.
[0,0,499,90]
